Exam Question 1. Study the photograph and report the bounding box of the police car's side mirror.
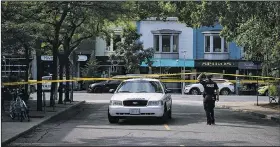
[109,89,115,93]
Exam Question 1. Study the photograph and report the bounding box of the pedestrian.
[197,73,219,125]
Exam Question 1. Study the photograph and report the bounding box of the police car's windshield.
[116,80,163,93]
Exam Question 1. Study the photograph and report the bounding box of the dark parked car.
[87,80,122,93]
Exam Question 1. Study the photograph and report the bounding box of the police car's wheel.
[220,89,230,95]
[108,110,119,123]
[190,88,200,95]
[168,107,172,119]
[93,87,102,93]
[160,105,168,123]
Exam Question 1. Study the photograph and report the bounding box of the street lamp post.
[181,51,187,95]
[3,56,6,76]
[159,60,161,75]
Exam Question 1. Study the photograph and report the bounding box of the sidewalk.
[216,101,280,123]
[1,99,85,145]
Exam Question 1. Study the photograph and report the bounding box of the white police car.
[108,78,172,123]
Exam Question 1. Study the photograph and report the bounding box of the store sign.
[41,55,88,61]
[238,62,261,69]
[41,56,53,61]
[195,61,237,67]
[77,55,87,61]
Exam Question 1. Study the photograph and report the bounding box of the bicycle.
[9,88,30,122]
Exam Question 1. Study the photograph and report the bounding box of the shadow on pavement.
[9,102,280,146]
[76,137,250,146]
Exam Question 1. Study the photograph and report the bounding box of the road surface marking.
[164,124,170,130]
[180,145,185,146]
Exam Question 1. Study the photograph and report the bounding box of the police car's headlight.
[147,100,163,106]
[110,100,123,106]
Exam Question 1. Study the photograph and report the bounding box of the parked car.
[258,85,269,96]
[108,78,172,123]
[87,80,122,93]
[184,79,235,95]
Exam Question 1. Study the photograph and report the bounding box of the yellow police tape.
[2,72,280,86]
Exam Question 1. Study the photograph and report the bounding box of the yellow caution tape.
[2,72,279,86]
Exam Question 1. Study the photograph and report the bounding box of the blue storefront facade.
[136,18,261,92]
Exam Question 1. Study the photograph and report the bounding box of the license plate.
[129,109,140,115]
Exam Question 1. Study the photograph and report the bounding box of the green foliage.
[81,58,100,77]
[268,85,278,97]
[172,1,280,78]
[109,26,154,74]
[134,1,176,20]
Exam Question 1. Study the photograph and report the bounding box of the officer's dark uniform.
[199,77,218,125]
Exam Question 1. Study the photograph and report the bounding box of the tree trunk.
[58,54,63,104]
[50,38,59,107]
[49,7,68,107]
[65,52,70,102]
[36,40,42,111]
[24,44,29,102]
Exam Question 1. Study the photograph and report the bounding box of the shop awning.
[140,58,194,67]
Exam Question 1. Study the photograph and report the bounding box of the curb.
[1,101,86,146]
[217,105,280,124]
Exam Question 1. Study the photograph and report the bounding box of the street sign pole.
[252,53,263,106]
[257,64,259,106]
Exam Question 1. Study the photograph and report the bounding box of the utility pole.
[182,51,187,95]
[256,63,259,106]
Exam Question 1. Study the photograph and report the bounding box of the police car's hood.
[110,93,165,101]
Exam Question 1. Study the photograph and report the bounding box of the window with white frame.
[205,36,210,52]
[105,36,111,51]
[113,34,121,51]
[154,35,159,52]
[162,35,171,52]
[152,29,181,53]
[203,32,229,53]
[173,35,179,52]
[213,35,222,52]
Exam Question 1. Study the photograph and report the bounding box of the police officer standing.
[197,73,219,125]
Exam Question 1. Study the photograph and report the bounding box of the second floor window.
[204,33,229,53]
[113,34,121,51]
[162,35,171,52]
[205,36,210,52]
[213,35,221,52]
[154,35,159,52]
[153,34,179,53]
[173,35,179,52]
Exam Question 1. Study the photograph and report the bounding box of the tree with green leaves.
[171,1,280,103]
[109,24,154,74]
[172,1,280,78]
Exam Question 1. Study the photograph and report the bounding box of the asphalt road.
[32,92,270,103]
[9,94,280,146]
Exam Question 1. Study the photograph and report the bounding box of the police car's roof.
[124,78,160,82]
